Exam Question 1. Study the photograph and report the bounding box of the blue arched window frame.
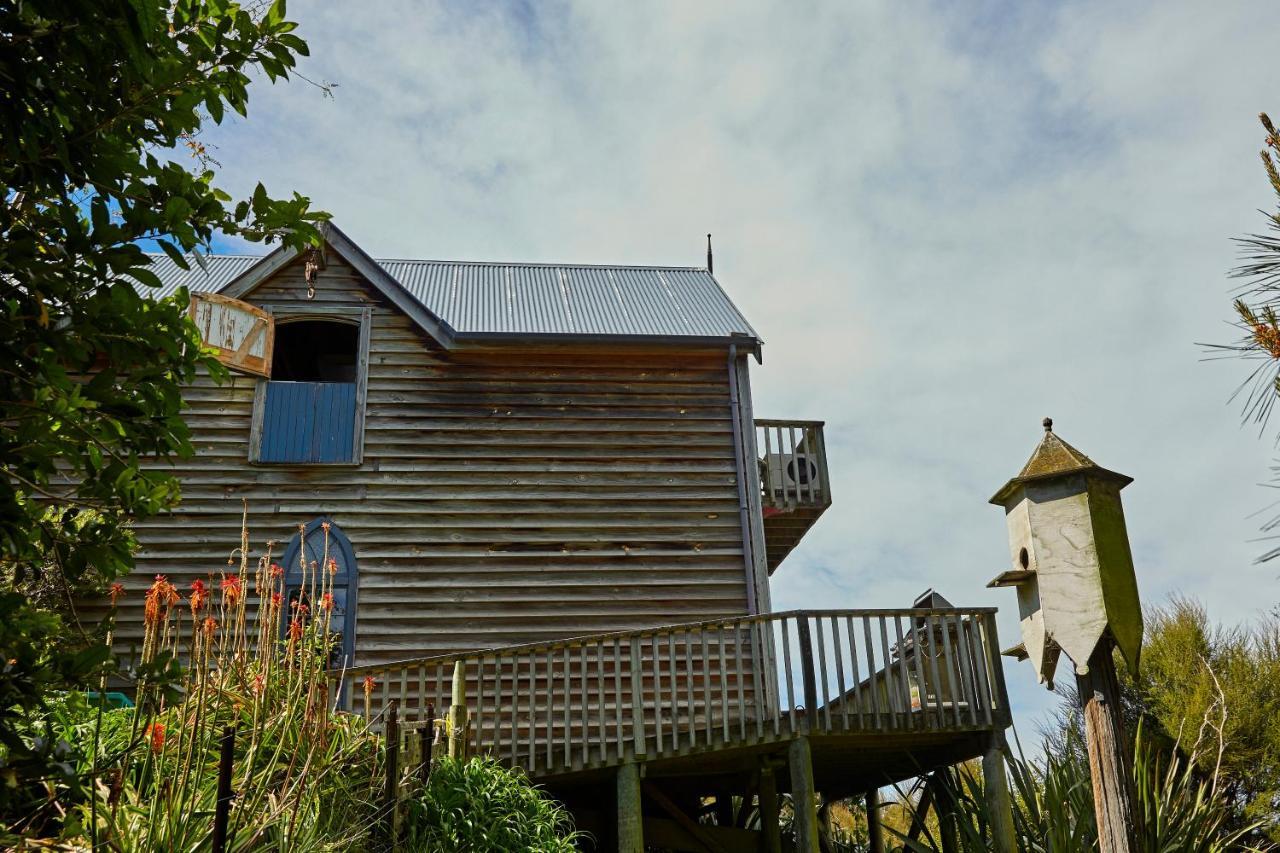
[279,518,359,673]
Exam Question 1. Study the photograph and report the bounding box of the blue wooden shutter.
[259,381,356,463]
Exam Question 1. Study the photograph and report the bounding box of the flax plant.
[80,507,384,852]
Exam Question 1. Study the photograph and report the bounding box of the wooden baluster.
[734,622,747,741]
[546,648,555,771]
[718,625,729,743]
[907,615,929,729]
[667,632,678,747]
[435,662,444,728]
[972,615,994,727]
[761,426,775,510]
[529,653,538,771]
[701,631,712,744]
[877,616,896,729]
[596,642,607,766]
[862,617,879,729]
[796,616,818,733]
[802,426,816,504]
[781,617,797,732]
[613,638,624,762]
[629,637,645,758]
[683,630,696,749]
[815,616,831,732]
[579,643,589,769]
[847,616,864,730]
[475,658,485,753]
[939,614,962,728]
[652,634,665,755]
[894,615,914,729]
[399,669,408,720]
[563,646,572,769]
[925,614,947,729]
[832,616,849,731]
[954,615,979,727]
[418,664,427,724]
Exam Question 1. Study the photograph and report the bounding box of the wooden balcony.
[339,607,1010,795]
[755,419,832,572]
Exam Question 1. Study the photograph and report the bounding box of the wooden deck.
[755,421,832,572]
[340,606,1010,784]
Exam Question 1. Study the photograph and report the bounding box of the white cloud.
[205,0,1280,732]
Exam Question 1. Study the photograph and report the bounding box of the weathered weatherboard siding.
[113,255,753,665]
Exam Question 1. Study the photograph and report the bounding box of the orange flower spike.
[109,583,125,606]
[145,722,166,754]
[271,591,283,610]
[321,521,331,533]
[362,675,375,699]
[252,673,265,696]
[202,617,217,639]
[269,563,284,580]
[288,618,304,642]
[189,579,207,615]
[320,592,334,612]
[219,575,242,606]
[327,558,338,575]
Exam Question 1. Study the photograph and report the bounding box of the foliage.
[3,514,385,850]
[0,0,328,826]
[402,756,581,853]
[883,726,1272,852]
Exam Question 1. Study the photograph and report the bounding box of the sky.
[200,0,1280,732]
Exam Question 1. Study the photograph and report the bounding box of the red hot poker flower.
[202,617,217,639]
[145,723,166,754]
[327,558,338,575]
[320,592,334,612]
[362,676,375,698]
[271,591,283,609]
[109,583,125,605]
[269,563,284,579]
[288,618,304,642]
[189,579,207,614]
[220,575,242,605]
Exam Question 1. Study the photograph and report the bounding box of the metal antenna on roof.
[706,233,713,275]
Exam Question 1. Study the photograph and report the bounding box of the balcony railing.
[756,420,831,513]
[338,607,1008,779]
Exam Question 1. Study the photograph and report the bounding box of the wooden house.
[124,223,1013,852]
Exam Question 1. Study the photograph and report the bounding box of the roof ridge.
[145,252,709,272]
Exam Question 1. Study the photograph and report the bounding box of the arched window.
[279,518,358,671]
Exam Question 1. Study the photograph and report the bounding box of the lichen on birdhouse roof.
[989,418,1132,505]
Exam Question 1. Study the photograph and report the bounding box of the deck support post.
[982,733,1017,853]
[757,762,782,853]
[865,789,884,853]
[616,762,643,853]
[788,737,820,853]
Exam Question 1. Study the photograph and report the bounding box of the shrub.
[403,756,580,853]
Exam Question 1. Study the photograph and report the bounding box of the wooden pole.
[616,762,644,853]
[864,789,884,853]
[788,737,820,853]
[211,725,236,853]
[982,734,1016,853]
[447,661,468,760]
[757,763,782,853]
[927,772,959,853]
[385,698,400,847]
[1077,640,1143,853]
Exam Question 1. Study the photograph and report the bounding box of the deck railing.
[756,420,831,512]
[338,608,1009,779]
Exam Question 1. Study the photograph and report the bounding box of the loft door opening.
[272,321,360,382]
[254,316,366,464]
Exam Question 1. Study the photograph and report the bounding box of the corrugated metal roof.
[139,253,760,343]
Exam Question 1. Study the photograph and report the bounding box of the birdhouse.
[988,419,1141,690]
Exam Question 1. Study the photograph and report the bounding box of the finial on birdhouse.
[1043,417,1053,432]
[706,233,714,275]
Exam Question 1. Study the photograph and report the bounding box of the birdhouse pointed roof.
[990,418,1132,504]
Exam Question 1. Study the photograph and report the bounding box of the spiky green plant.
[402,756,580,852]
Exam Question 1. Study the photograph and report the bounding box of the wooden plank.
[831,616,848,731]
[652,634,665,755]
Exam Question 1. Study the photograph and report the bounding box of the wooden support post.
[788,737,820,853]
[447,661,468,761]
[420,702,435,784]
[211,725,235,853]
[864,789,884,853]
[616,762,644,853]
[385,699,400,848]
[1077,641,1142,853]
[927,772,959,853]
[982,734,1016,853]
[758,762,782,853]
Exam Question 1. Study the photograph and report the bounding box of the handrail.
[336,607,1010,780]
